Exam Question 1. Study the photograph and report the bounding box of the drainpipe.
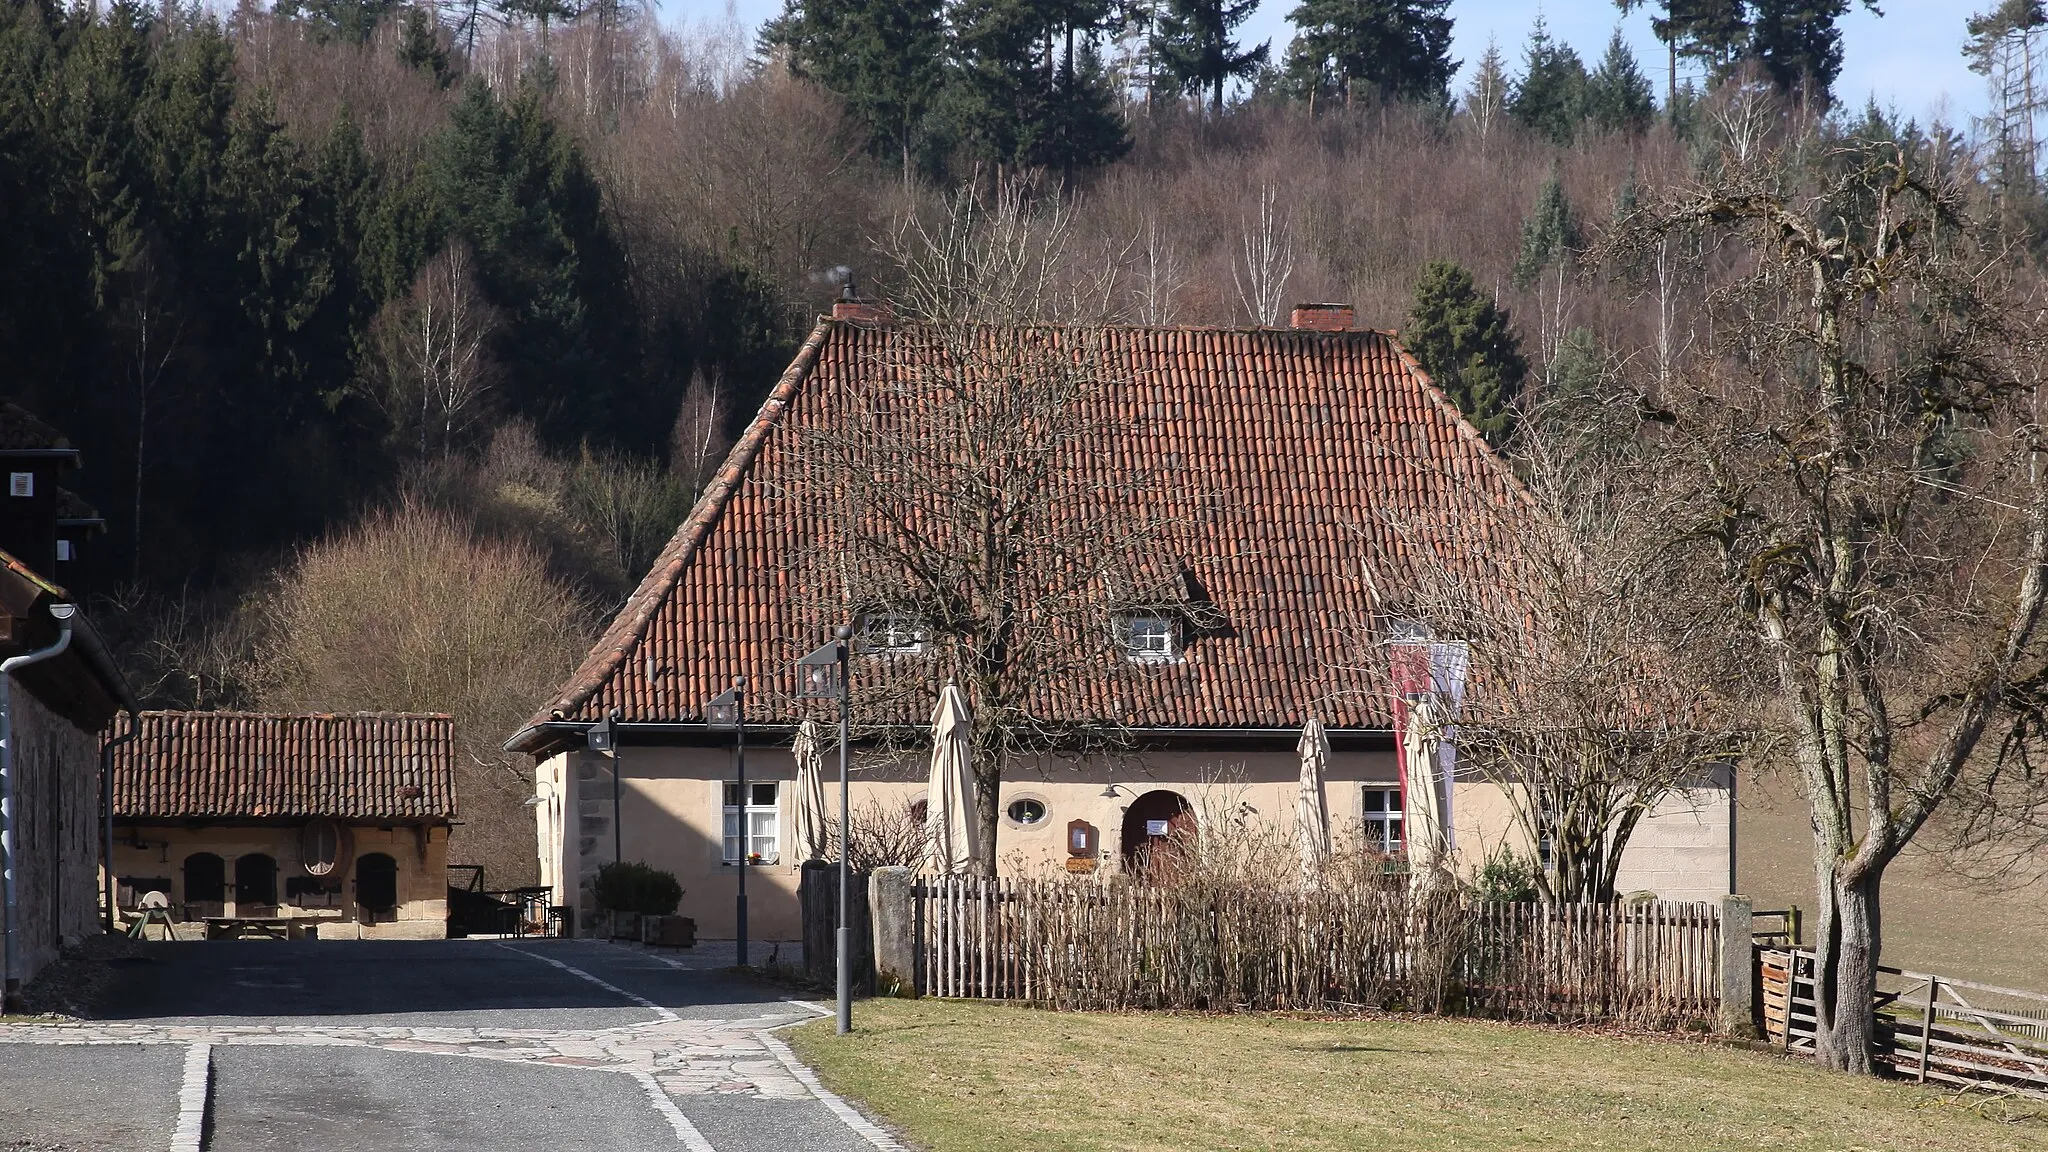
[2,602,75,1012]
[101,709,139,932]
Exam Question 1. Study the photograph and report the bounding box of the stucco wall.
[535,744,1731,940]
[109,822,449,939]
[5,680,102,987]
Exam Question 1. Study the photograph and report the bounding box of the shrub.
[593,861,684,915]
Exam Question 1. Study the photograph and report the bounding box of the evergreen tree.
[1406,260,1526,444]
[1584,28,1655,132]
[427,80,641,445]
[942,0,1129,176]
[397,6,453,88]
[1512,171,1580,289]
[1281,0,1457,107]
[1507,15,1588,146]
[1748,0,1866,102]
[763,0,944,177]
[1617,1,1751,107]
[276,0,403,44]
[1150,0,1269,116]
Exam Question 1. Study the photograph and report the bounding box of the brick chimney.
[1289,303,1356,331]
[831,278,893,324]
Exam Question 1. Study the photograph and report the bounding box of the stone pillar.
[1719,893,1756,1037]
[868,867,917,997]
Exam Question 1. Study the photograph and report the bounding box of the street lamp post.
[797,626,855,1034]
[706,677,748,967]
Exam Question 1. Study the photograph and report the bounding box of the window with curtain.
[723,781,780,864]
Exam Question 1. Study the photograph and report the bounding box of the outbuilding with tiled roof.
[108,711,457,940]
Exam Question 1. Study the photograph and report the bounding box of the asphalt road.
[0,940,889,1152]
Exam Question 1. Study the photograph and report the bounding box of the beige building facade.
[535,740,1730,939]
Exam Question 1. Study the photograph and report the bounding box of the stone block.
[868,867,917,997]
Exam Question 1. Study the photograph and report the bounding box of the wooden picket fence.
[913,875,1721,1026]
[1762,948,2048,1100]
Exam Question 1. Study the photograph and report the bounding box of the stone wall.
[5,678,103,987]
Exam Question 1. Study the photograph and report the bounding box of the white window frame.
[1118,612,1179,664]
[858,612,927,656]
[722,781,781,864]
[1361,786,1405,856]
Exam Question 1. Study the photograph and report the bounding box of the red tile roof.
[111,712,457,820]
[512,321,1529,751]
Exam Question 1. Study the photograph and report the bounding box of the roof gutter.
[506,719,1397,757]
[1,603,74,1010]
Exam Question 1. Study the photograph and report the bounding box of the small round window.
[1006,798,1048,826]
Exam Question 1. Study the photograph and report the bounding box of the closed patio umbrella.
[792,719,830,861]
[1296,716,1333,884]
[923,684,980,875]
[1402,693,1447,879]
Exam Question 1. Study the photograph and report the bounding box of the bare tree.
[1365,431,1740,903]
[1132,216,1188,325]
[250,500,595,885]
[1610,142,2048,1074]
[781,186,1195,875]
[367,241,500,462]
[1232,183,1296,326]
[669,365,729,488]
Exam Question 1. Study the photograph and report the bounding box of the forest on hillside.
[4,0,2041,882]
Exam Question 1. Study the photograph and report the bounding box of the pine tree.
[1584,28,1655,132]
[1512,172,1580,289]
[763,0,944,177]
[1507,15,1588,145]
[1406,260,1526,445]
[397,6,452,88]
[1616,0,1750,107]
[1281,0,1457,107]
[1748,0,1867,103]
[942,0,1128,176]
[1150,0,1269,116]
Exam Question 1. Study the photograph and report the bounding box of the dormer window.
[1118,613,1178,664]
[858,612,927,656]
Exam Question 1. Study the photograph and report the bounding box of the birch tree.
[1611,142,2048,1074]
[368,241,500,462]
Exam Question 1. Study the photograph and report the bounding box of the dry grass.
[789,999,2048,1152]
[1737,767,2048,991]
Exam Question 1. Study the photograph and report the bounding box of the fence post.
[1718,894,1757,1038]
[869,866,917,998]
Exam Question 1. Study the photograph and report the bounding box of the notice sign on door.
[1146,819,1170,836]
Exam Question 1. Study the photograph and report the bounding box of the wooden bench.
[203,916,299,941]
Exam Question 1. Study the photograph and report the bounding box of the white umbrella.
[923,684,980,875]
[1402,693,1447,880]
[1296,716,1333,884]
[792,719,830,861]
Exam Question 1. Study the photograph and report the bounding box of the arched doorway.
[183,853,225,918]
[1120,790,1195,880]
[234,854,278,912]
[355,853,398,923]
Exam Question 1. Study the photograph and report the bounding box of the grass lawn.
[788,1000,2048,1152]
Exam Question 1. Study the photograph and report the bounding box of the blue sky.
[680,0,1989,128]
